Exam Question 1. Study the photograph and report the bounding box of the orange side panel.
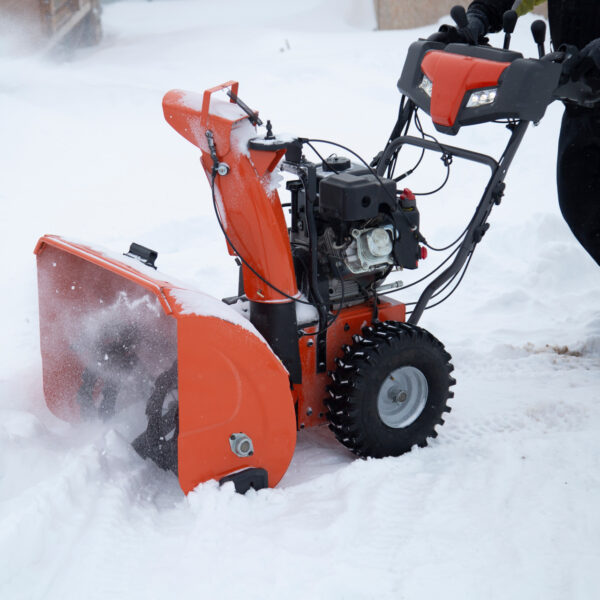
[249,148,287,177]
[176,315,296,492]
[422,51,510,128]
[294,299,406,429]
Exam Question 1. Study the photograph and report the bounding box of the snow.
[1,1,600,599]
[208,94,248,121]
[170,287,265,339]
[230,117,256,157]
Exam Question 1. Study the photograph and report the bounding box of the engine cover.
[318,172,396,221]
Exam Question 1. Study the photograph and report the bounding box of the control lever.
[502,10,518,50]
[531,20,547,58]
[450,5,469,29]
[226,89,263,127]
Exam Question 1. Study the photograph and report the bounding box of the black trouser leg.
[556,107,600,266]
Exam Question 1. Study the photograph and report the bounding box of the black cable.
[405,250,475,315]
[419,250,475,311]
[392,245,462,293]
[386,97,414,179]
[410,111,453,197]
[414,111,442,148]
[405,250,469,306]
[393,147,425,182]
[414,166,451,197]
[298,260,346,337]
[422,225,469,252]
[389,103,425,182]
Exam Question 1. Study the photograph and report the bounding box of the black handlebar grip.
[531,20,547,45]
[502,10,518,35]
[450,5,468,29]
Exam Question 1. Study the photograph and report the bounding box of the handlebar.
[426,19,600,108]
[540,49,600,107]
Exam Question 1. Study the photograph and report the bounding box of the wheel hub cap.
[377,366,428,428]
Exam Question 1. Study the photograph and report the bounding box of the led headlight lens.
[466,88,498,108]
[418,74,433,97]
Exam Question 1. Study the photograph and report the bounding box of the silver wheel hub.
[377,366,428,428]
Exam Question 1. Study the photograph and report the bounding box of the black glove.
[569,38,600,83]
[428,13,487,45]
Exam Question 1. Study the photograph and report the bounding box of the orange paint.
[294,300,406,428]
[422,51,509,128]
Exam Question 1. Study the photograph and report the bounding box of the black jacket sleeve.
[468,0,515,33]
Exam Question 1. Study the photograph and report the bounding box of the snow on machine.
[34,7,599,493]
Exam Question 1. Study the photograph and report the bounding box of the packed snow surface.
[1,1,599,598]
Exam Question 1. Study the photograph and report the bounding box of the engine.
[283,148,424,310]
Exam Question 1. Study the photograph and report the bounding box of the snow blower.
[35,7,599,493]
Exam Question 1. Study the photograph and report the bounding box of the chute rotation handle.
[201,80,239,125]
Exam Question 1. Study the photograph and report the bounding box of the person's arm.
[570,39,600,89]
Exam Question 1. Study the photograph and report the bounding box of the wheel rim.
[376,366,428,428]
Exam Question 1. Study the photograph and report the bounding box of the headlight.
[418,74,433,97]
[466,88,498,108]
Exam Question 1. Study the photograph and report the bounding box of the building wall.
[375,0,548,30]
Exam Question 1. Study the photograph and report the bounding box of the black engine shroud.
[282,149,422,310]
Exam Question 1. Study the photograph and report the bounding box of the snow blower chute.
[35,5,598,494]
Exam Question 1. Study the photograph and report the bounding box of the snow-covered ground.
[1,1,599,598]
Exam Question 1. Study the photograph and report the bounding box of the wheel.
[325,321,454,458]
[132,361,179,474]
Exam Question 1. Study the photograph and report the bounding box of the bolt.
[217,162,230,176]
[307,407,313,416]
[394,391,408,403]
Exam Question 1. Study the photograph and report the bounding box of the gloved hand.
[428,13,487,45]
[569,38,600,83]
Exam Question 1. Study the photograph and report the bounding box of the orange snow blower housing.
[35,235,297,492]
